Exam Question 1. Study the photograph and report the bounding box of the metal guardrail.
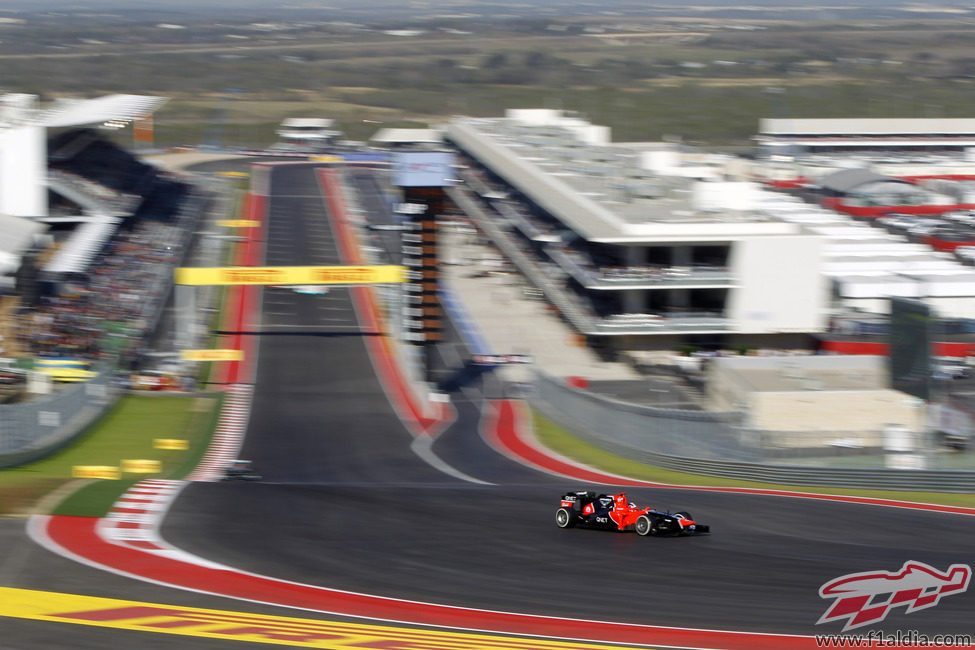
[530,370,975,492]
[531,368,749,459]
[546,246,734,290]
[607,440,975,492]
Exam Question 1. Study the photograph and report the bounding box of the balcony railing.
[546,247,734,290]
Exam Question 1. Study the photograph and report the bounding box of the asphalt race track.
[6,160,975,648]
[163,162,975,637]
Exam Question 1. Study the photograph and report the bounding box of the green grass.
[0,393,222,517]
[531,410,975,508]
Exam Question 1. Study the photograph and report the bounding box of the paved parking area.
[440,245,642,384]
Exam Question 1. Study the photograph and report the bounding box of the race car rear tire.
[635,514,655,536]
[556,507,577,529]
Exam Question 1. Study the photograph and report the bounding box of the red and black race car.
[556,491,709,536]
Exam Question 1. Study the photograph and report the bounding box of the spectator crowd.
[19,219,183,368]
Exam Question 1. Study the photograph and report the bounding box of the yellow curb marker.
[154,438,189,450]
[120,459,162,474]
[0,587,637,649]
[71,466,120,480]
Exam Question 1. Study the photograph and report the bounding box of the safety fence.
[531,369,748,459]
[529,370,975,491]
[0,369,118,466]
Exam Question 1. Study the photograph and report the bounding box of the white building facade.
[446,110,831,343]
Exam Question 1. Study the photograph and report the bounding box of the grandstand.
[0,93,183,296]
[0,92,194,374]
[0,93,167,219]
[41,126,184,294]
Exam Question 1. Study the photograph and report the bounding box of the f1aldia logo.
[817,561,971,631]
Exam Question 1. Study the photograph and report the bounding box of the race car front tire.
[635,514,655,536]
[556,507,577,528]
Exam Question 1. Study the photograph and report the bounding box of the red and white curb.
[188,384,254,482]
[95,479,229,569]
[96,479,234,570]
[100,479,182,551]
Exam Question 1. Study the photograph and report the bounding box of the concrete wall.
[706,355,925,443]
[726,234,829,333]
[749,389,924,436]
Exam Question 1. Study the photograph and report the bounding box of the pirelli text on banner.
[174,265,406,286]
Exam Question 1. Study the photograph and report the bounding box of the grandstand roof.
[280,118,335,129]
[370,128,443,145]
[37,94,167,129]
[447,117,798,243]
[760,118,975,137]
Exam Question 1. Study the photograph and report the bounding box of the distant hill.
[1,0,968,23]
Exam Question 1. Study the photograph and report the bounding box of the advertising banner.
[180,349,245,361]
[175,265,406,286]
